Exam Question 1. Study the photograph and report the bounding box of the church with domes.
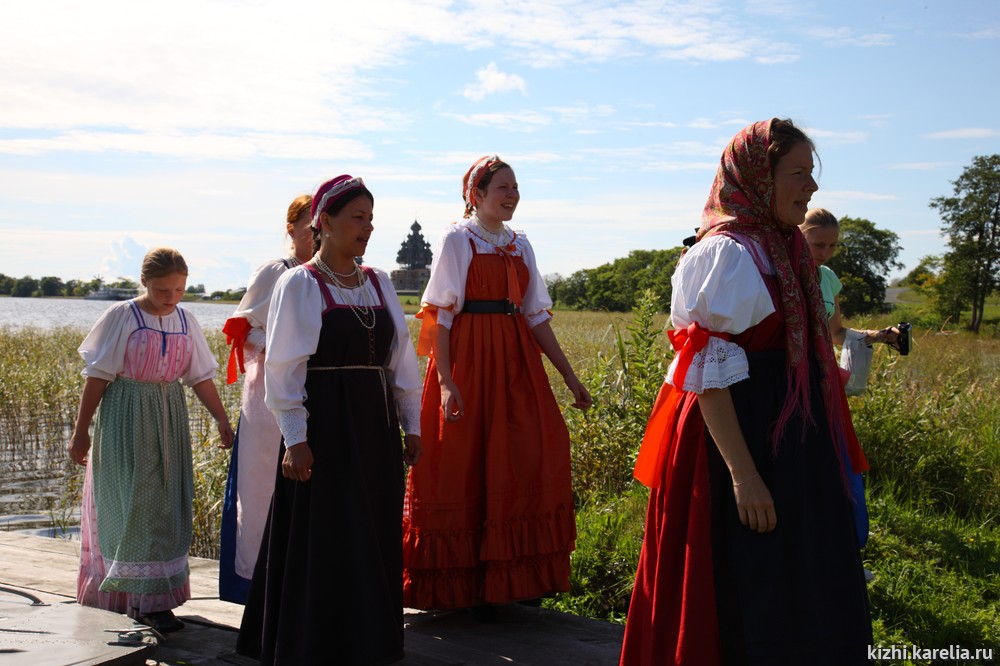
[390,219,432,295]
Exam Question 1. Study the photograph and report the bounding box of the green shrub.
[564,289,669,500]
[548,487,648,622]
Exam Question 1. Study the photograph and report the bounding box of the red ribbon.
[633,322,732,487]
[222,317,252,385]
[667,322,731,391]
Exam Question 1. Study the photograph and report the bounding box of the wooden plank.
[1,533,625,665]
[0,588,154,666]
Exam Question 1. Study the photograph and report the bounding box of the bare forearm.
[432,325,454,383]
[697,387,757,483]
[530,320,575,380]
[699,386,776,532]
[74,377,110,433]
[192,379,229,423]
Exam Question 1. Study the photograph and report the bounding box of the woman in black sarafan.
[237,175,422,665]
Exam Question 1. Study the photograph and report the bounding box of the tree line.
[0,274,246,302]
[548,153,1000,333]
[547,221,904,318]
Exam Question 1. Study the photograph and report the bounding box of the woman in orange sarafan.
[402,155,591,618]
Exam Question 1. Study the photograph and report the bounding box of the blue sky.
[2,0,999,292]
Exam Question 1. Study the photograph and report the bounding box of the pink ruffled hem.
[77,461,190,615]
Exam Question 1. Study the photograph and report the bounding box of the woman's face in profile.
[772,142,818,228]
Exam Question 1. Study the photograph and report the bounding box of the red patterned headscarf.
[699,119,841,448]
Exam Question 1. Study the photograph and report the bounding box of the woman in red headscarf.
[402,155,592,616]
[237,175,423,665]
[619,120,872,665]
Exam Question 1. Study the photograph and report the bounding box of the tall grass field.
[1,295,997,662]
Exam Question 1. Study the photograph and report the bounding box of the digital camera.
[896,322,911,356]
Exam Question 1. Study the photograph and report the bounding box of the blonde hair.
[800,207,839,235]
[141,247,188,281]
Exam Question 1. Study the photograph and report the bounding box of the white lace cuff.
[245,327,266,356]
[666,337,749,393]
[274,407,308,447]
[396,393,421,436]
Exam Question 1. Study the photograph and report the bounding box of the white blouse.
[665,234,776,393]
[421,216,553,329]
[264,265,422,447]
[230,255,299,356]
[79,300,218,386]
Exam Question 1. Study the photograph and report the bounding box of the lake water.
[0,297,235,332]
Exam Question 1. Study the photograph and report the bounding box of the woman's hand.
[564,374,593,410]
[403,434,422,466]
[68,430,91,466]
[440,378,464,421]
[732,472,777,533]
[282,443,314,482]
[217,419,235,449]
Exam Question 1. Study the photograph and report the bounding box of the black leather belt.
[463,299,520,315]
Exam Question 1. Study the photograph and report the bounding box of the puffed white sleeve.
[666,235,775,393]
[374,269,422,435]
[231,259,287,356]
[264,268,324,447]
[181,313,219,386]
[78,302,133,381]
[517,234,554,329]
[421,226,472,329]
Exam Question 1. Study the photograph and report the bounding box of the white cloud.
[99,236,147,282]
[0,1,817,163]
[923,128,1000,139]
[623,120,678,129]
[803,128,869,145]
[966,26,1000,40]
[462,63,527,101]
[546,104,616,123]
[0,1,444,134]
[440,111,551,132]
[0,130,374,160]
[807,27,894,48]
[889,162,952,171]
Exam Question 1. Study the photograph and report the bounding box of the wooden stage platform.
[0,532,624,665]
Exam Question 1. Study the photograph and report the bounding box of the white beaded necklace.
[312,257,377,331]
